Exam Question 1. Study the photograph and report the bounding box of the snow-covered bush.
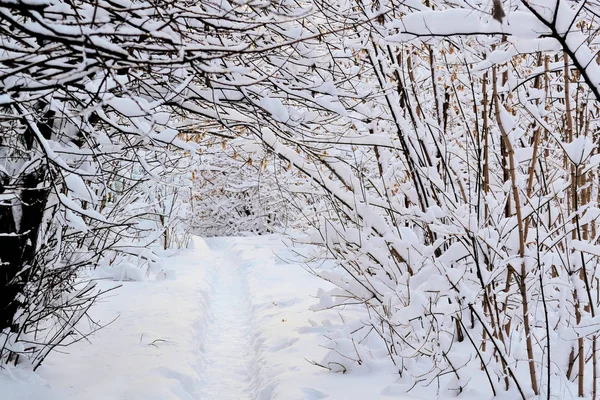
[190,132,297,236]
[232,1,600,398]
[4,0,600,398]
[0,0,308,367]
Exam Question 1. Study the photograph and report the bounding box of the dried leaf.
[492,0,505,23]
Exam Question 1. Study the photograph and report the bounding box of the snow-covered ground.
[2,235,429,400]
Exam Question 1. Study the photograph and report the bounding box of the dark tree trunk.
[0,169,49,334]
[0,112,52,337]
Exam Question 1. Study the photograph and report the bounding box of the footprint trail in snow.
[200,240,259,400]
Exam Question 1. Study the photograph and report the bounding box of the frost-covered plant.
[190,131,298,237]
[236,1,600,398]
[0,0,309,367]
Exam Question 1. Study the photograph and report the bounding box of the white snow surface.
[2,236,454,400]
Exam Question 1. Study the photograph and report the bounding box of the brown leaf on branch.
[492,0,505,23]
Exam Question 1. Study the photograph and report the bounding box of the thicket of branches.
[193,0,600,398]
[189,132,296,236]
[4,0,600,398]
[0,0,307,368]
[249,1,600,398]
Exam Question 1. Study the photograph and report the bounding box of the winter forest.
[2,0,600,399]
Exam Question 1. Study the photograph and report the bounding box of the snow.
[8,0,600,398]
[1,235,430,400]
[37,239,213,400]
[563,135,594,166]
[0,368,62,400]
[64,174,97,203]
[107,97,150,118]
[388,9,549,42]
[259,97,290,123]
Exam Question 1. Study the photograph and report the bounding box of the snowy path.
[2,235,423,400]
[199,240,258,399]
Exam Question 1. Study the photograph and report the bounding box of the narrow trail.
[199,239,259,400]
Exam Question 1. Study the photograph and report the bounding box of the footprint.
[301,387,328,399]
[268,337,299,352]
[155,366,198,397]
